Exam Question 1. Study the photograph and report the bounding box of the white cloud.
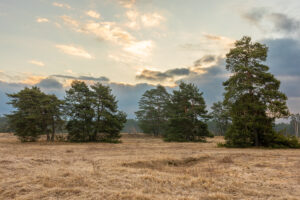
[141,13,165,27]
[86,10,101,19]
[53,2,71,9]
[36,17,49,23]
[28,60,45,67]
[61,15,79,27]
[55,44,93,59]
[83,21,135,45]
[124,40,153,57]
[119,0,136,8]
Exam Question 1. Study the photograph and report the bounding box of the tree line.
[4,36,300,148]
[6,81,126,142]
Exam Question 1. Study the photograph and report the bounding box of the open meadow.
[0,133,299,200]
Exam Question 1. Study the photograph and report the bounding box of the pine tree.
[64,81,94,142]
[91,82,126,142]
[6,87,63,142]
[223,36,299,148]
[164,82,211,142]
[135,85,170,136]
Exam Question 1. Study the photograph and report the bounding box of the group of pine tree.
[5,36,300,148]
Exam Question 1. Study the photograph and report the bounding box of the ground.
[0,133,299,200]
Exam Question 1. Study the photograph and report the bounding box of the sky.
[1,0,300,118]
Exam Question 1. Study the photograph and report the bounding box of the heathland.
[0,133,299,200]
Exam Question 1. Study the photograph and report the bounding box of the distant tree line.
[2,36,300,148]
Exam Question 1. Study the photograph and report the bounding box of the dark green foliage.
[64,81,126,142]
[135,85,170,136]
[210,101,230,136]
[164,82,211,142]
[65,81,95,142]
[223,36,298,148]
[6,87,63,142]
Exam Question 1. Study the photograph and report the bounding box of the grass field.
[0,133,299,200]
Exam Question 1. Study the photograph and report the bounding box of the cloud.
[36,78,63,89]
[194,55,217,67]
[118,0,136,8]
[136,67,191,82]
[242,8,300,34]
[52,74,109,82]
[53,2,71,9]
[28,60,45,67]
[179,33,234,55]
[123,40,153,56]
[263,38,300,98]
[86,10,101,19]
[61,15,79,28]
[268,13,300,32]
[141,13,165,27]
[55,44,93,59]
[36,17,49,23]
[82,21,134,45]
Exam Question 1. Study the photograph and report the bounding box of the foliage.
[223,36,297,148]
[64,81,126,142]
[164,82,211,142]
[135,85,170,136]
[6,87,63,142]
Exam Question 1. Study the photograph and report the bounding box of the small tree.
[291,114,300,138]
[223,36,299,148]
[164,82,211,142]
[210,101,230,136]
[135,85,170,136]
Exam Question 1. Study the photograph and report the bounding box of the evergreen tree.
[210,101,230,136]
[6,87,63,142]
[135,85,170,136]
[164,82,210,142]
[91,82,126,142]
[64,81,94,142]
[223,36,299,148]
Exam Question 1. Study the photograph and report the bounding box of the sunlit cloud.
[141,13,165,27]
[55,44,93,59]
[119,0,136,8]
[22,75,46,85]
[61,15,79,28]
[36,17,49,23]
[124,40,153,57]
[28,60,45,67]
[85,10,101,19]
[53,2,71,9]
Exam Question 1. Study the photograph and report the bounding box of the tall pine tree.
[223,36,299,148]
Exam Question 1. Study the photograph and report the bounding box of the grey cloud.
[264,38,300,98]
[194,55,216,67]
[242,8,266,25]
[36,78,63,89]
[136,68,191,81]
[242,8,300,33]
[269,13,300,32]
[52,75,110,82]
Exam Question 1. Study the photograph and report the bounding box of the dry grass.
[0,133,299,200]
